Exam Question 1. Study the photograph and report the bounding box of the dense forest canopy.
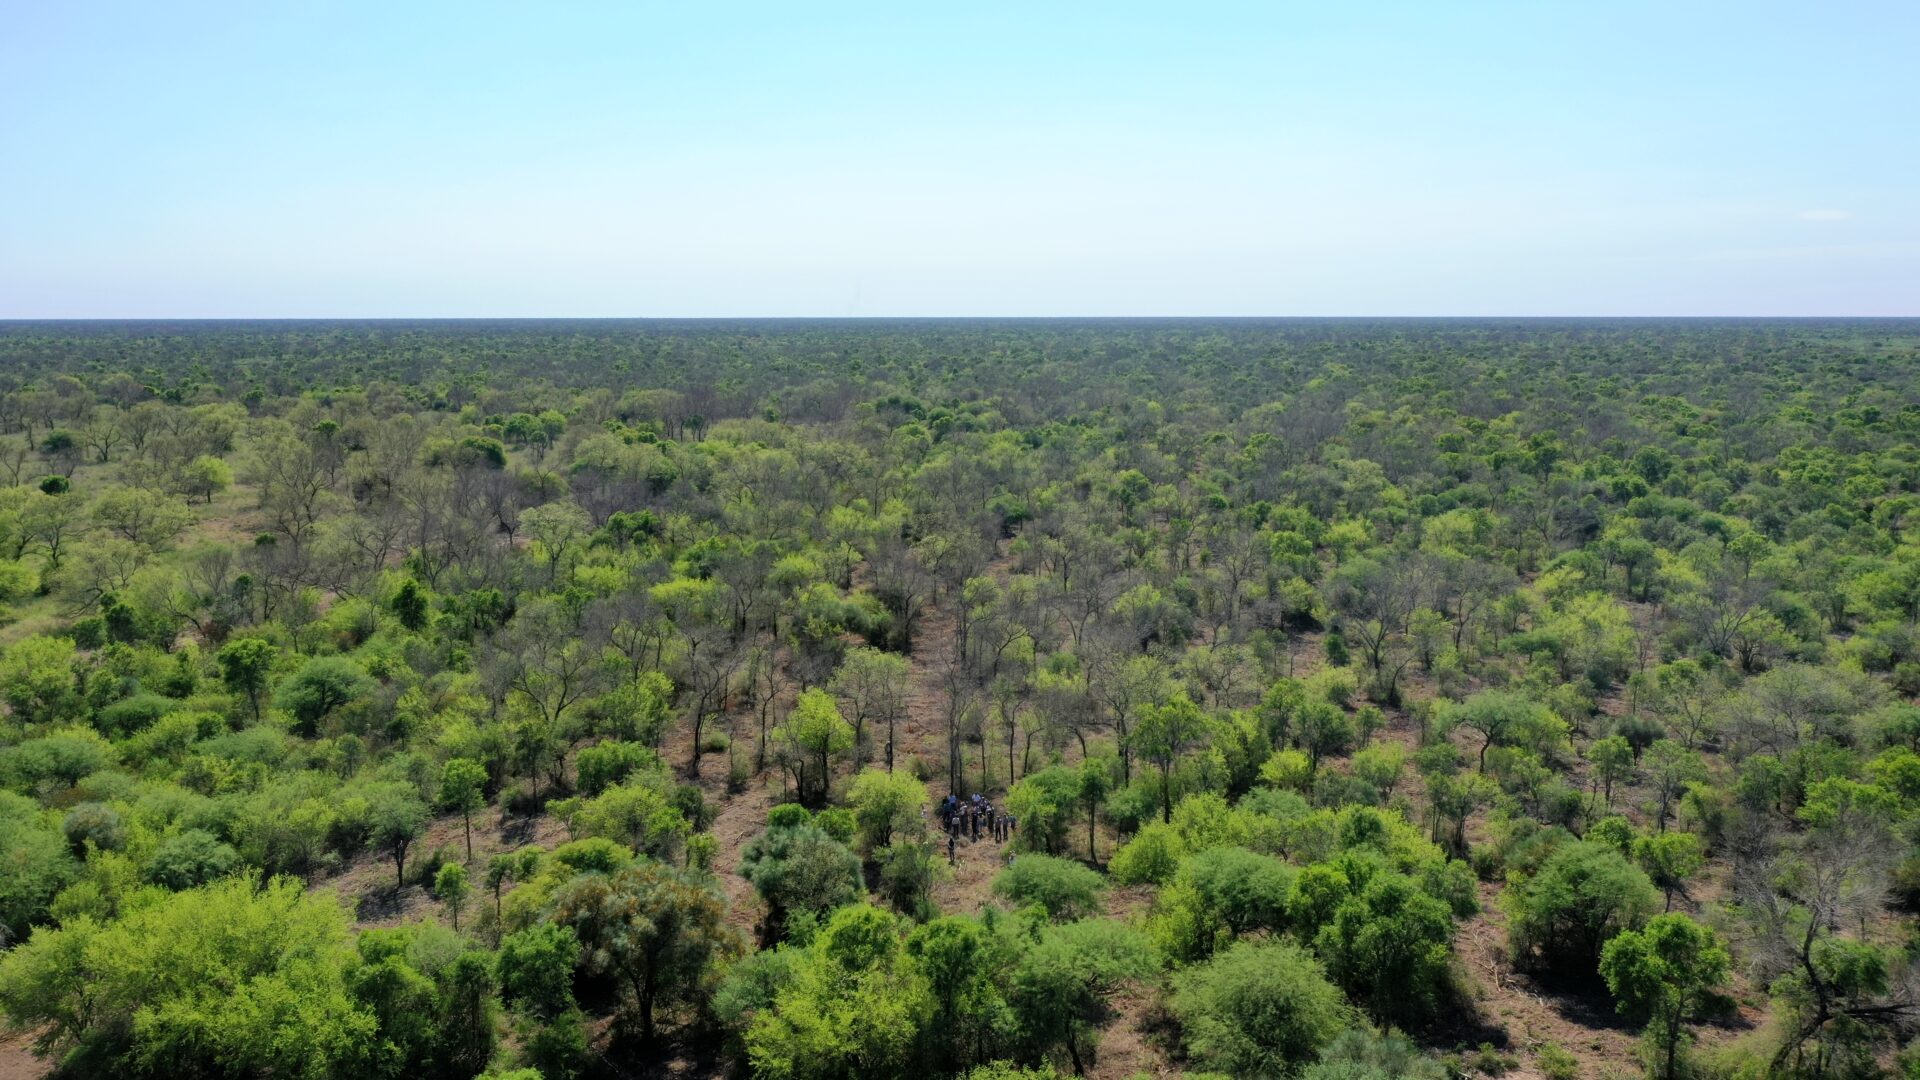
[1,318,1919,1080]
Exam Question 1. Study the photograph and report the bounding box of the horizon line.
[3,313,1919,323]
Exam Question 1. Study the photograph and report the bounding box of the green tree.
[1505,840,1659,978]
[574,739,657,796]
[561,777,691,863]
[1108,822,1187,886]
[368,787,429,888]
[1633,830,1705,912]
[830,646,910,772]
[0,634,80,726]
[905,915,1012,1070]
[351,925,499,1079]
[1314,871,1455,1024]
[274,655,375,737]
[497,922,582,1020]
[91,486,194,549]
[1006,766,1080,855]
[847,768,927,851]
[991,854,1105,921]
[1642,739,1707,832]
[1008,919,1155,1075]
[1147,846,1293,963]
[740,820,864,939]
[1077,760,1111,864]
[1448,690,1556,773]
[179,454,232,503]
[0,875,375,1075]
[144,828,239,890]
[1296,700,1356,773]
[0,792,75,938]
[520,500,592,583]
[1600,913,1731,1080]
[548,860,743,1039]
[1170,938,1352,1078]
[746,905,934,1080]
[778,688,855,808]
[1350,743,1407,802]
[1589,734,1634,809]
[435,862,470,930]
[1134,692,1210,823]
[391,578,430,631]
[438,757,489,860]
[215,636,278,721]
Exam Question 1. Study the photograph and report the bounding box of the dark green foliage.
[741,821,864,940]
[547,859,743,1038]
[353,924,501,1080]
[1313,870,1456,1023]
[60,801,127,855]
[0,792,74,938]
[876,840,940,918]
[497,923,582,1020]
[1505,840,1659,979]
[144,828,240,890]
[215,636,277,719]
[391,579,430,632]
[274,655,375,737]
[95,691,172,737]
[1008,919,1156,1074]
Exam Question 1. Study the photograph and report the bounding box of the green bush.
[144,828,239,890]
[741,821,864,937]
[1171,939,1352,1076]
[1505,839,1658,979]
[991,854,1105,921]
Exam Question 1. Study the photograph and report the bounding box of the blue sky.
[2,1,1915,316]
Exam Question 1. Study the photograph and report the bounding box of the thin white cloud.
[1797,208,1853,221]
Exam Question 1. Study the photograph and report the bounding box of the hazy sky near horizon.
[3,2,1916,317]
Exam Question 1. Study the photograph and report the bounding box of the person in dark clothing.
[948,833,957,865]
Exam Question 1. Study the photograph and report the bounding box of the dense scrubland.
[1,318,1919,1080]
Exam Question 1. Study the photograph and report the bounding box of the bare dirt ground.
[0,1030,47,1080]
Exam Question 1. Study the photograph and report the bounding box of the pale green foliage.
[778,689,854,807]
[991,854,1104,921]
[0,875,376,1074]
[847,768,927,851]
[745,905,933,1080]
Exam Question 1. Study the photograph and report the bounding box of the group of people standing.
[938,792,1014,864]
